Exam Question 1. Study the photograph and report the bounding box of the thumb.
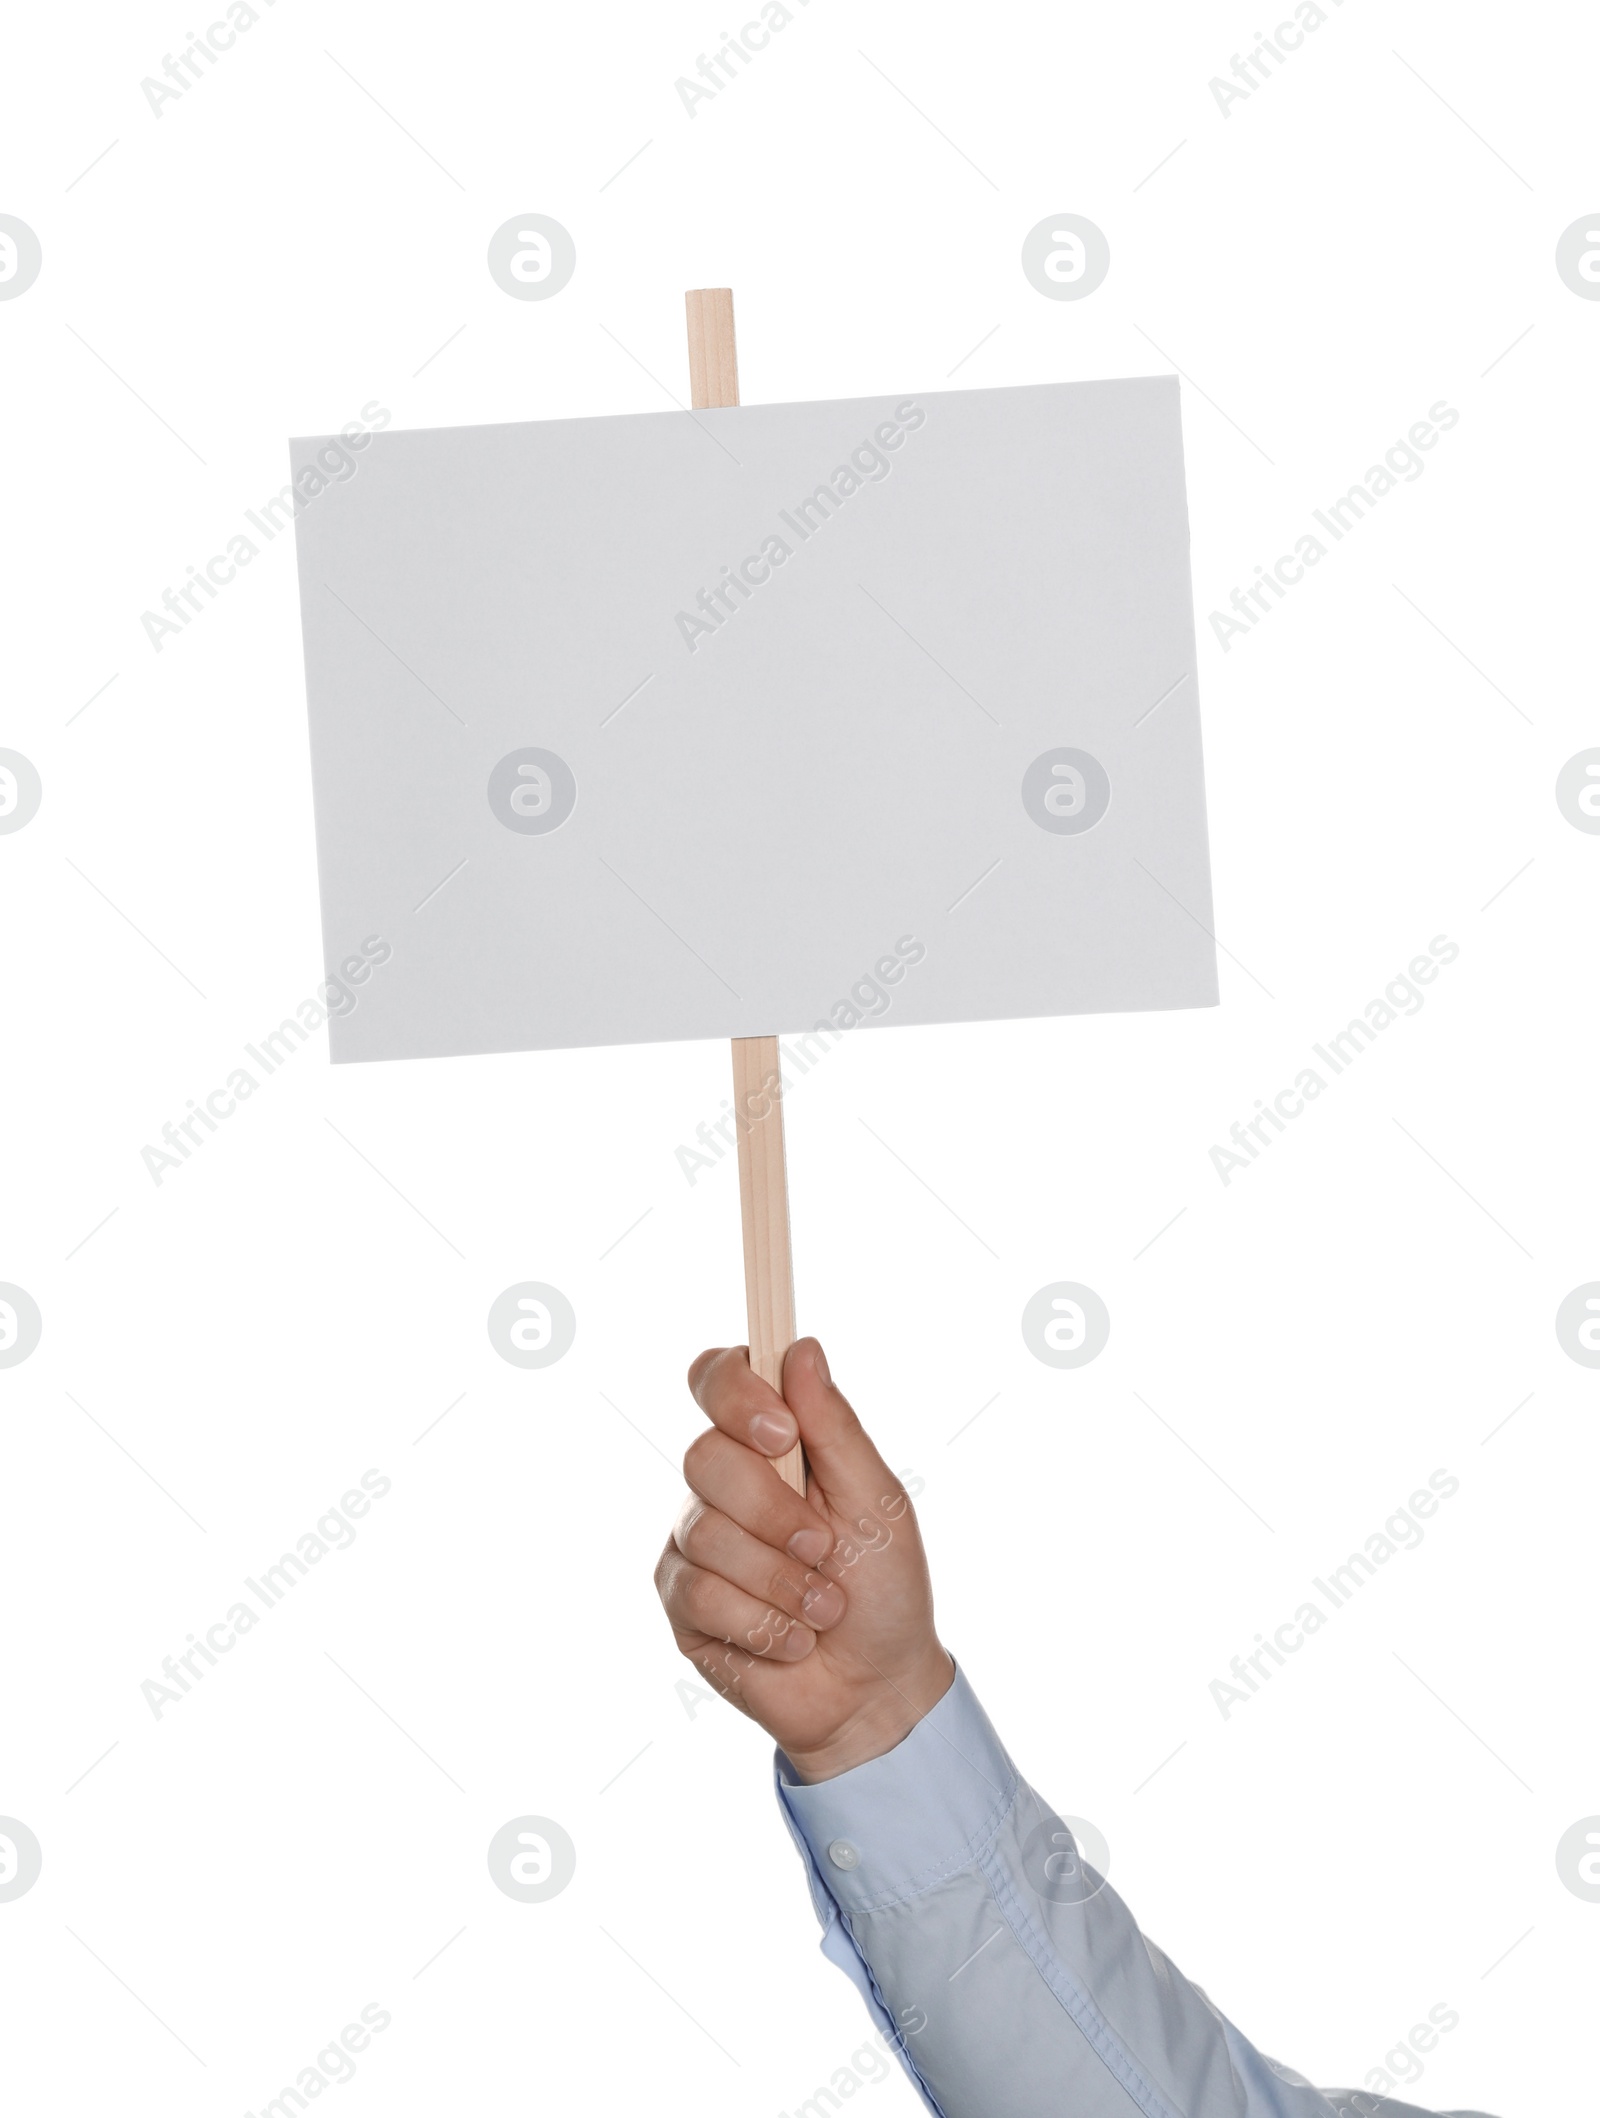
[782,1339,899,1519]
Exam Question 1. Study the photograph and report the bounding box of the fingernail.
[787,1527,831,1566]
[750,1410,798,1454]
[813,1341,831,1385]
[802,1582,845,1626]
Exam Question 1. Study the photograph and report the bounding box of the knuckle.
[673,1497,710,1560]
[690,1342,732,1388]
[682,1430,721,1485]
[702,1649,750,1704]
[684,1571,722,1629]
[700,1345,742,1401]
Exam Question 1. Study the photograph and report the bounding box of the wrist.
[784,1644,955,1782]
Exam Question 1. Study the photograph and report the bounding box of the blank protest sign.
[291,376,1217,1062]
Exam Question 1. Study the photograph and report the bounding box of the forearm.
[775,1665,1354,2118]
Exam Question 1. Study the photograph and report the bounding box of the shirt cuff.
[774,1662,1020,1917]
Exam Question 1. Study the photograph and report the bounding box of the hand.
[654,1337,953,1781]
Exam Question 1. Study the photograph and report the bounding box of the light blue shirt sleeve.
[773,1665,1498,2118]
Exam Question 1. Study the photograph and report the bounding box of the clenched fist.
[654,1337,953,1781]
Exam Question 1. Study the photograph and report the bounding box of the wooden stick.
[685,286,740,411]
[729,1035,801,1480]
[685,288,806,1497]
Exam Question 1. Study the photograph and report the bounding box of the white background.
[2,1,1597,2112]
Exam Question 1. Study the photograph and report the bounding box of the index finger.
[693,1340,903,1524]
[688,1345,799,1459]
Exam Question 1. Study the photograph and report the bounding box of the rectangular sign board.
[292,376,1217,1062]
